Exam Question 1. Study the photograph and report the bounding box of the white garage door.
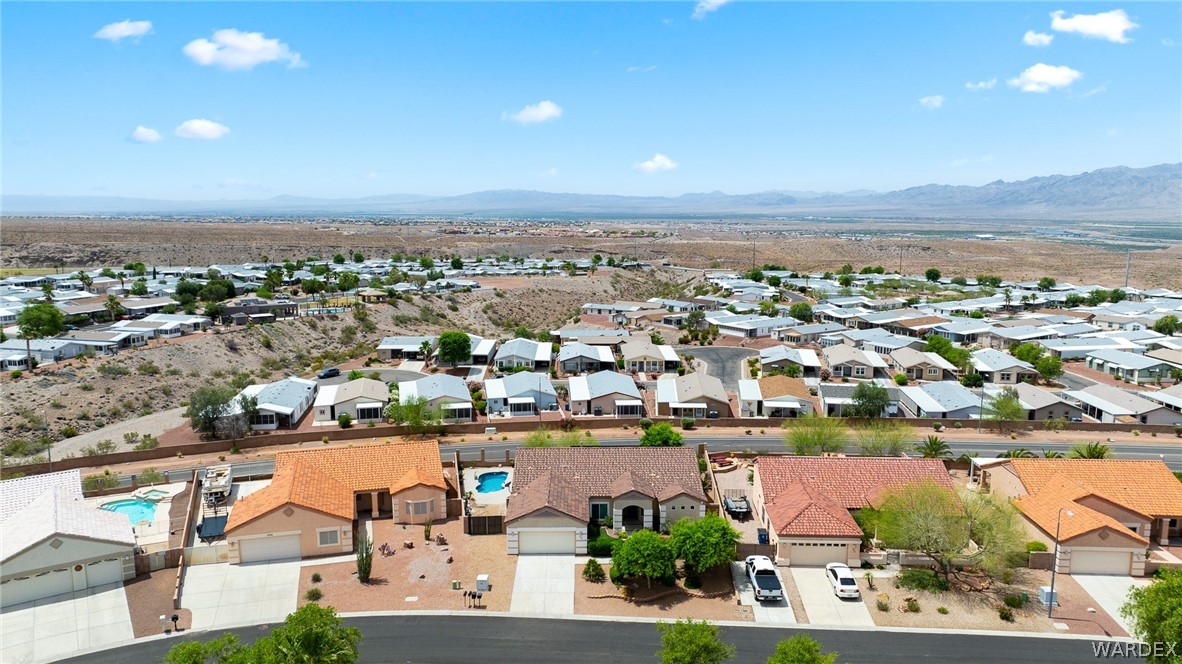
[1070,550,1131,575]
[0,568,74,608]
[239,535,302,564]
[788,542,848,567]
[85,558,125,587]
[517,530,576,555]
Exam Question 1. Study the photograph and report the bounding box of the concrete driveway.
[790,568,874,627]
[181,560,301,631]
[317,369,424,387]
[509,555,575,615]
[0,582,134,664]
[673,346,757,390]
[1072,574,1151,636]
[730,562,796,624]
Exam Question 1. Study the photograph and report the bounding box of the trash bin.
[757,528,769,545]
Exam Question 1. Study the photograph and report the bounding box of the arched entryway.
[621,505,645,530]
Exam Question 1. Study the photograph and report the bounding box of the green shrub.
[582,559,606,583]
[98,363,130,377]
[609,562,625,585]
[304,587,323,602]
[998,606,1014,622]
[1003,593,1025,608]
[588,535,617,558]
[906,598,921,613]
[638,418,653,430]
[337,413,353,429]
[311,573,322,583]
[134,435,159,451]
[1025,541,1048,553]
[60,425,79,438]
[9,369,22,379]
[137,362,161,375]
[897,568,949,593]
[876,599,890,612]
[684,576,702,589]
[680,417,695,430]
[137,468,165,485]
[937,606,949,615]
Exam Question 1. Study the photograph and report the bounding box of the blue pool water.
[475,471,509,493]
[102,498,157,525]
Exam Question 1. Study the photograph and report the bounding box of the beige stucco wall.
[390,485,448,524]
[2,537,134,580]
[1064,528,1146,549]
[661,495,704,528]
[507,508,584,529]
[1075,496,1151,534]
[226,504,352,563]
[774,538,861,566]
[983,464,1028,499]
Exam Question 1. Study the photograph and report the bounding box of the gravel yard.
[124,571,192,638]
[297,518,517,613]
[573,561,752,622]
[857,567,1128,636]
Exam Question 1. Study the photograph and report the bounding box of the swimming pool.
[475,471,509,494]
[102,498,157,525]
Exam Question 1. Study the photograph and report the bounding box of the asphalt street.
[317,368,425,387]
[675,345,758,390]
[61,614,1141,664]
[1058,371,1100,392]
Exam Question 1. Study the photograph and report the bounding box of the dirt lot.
[858,568,1126,636]
[296,518,516,613]
[574,561,752,622]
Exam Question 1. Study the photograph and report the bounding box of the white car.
[825,563,860,599]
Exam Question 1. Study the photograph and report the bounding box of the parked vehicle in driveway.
[317,367,341,379]
[825,563,860,599]
[744,555,783,602]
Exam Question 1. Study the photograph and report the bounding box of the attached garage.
[787,542,850,567]
[84,558,126,587]
[1069,550,1132,575]
[1,568,74,608]
[515,530,577,555]
[238,535,302,564]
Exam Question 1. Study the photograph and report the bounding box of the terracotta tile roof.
[1013,473,1149,545]
[765,481,863,538]
[898,316,952,330]
[757,375,815,403]
[757,457,955,511]
[1008,459,1182,518]
[226,441,446,532]
[506,447,707,523]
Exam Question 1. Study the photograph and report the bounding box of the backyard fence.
[464,515,504,535]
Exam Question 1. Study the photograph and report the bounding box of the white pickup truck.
[744,555,783,602]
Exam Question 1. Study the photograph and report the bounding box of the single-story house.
[0,470,136,608]
[739,375,817,418]
[889,347,958,382]
[224,442,449,564]
[1085,349,1181,384]
[62,329,147,350]
[818,382,900,417]
[1062,384,1178,425]
[776,322,847,345]
[568,371,643,416]
[655,372,731,418]
[930,320,991,344]
[970,349,1037,385]
[897,381,981,419]
[313,378,390,424]
[984,458,1182,575]
[1008,382,1084,422]
[485,371,558,416]
[377,336,437,361]
[398,374,474,422]
[822,344,888,379]
[1038,337,1144,360]
[1,351,30,371]
[494,338,552,370]
[753,456,956,566]
[0,338,95,364]
[505,447,707,554]
[759,346,823,378]
[230,377,318,430]
[619,338,681,374]
[1143,383,1182,414]
[557,342,616,374]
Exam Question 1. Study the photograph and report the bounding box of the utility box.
[1039,586,1058,607]
[484,427,497,435]
[476,574,490,592]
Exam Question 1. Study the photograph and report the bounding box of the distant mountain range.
[4,164,1179,220]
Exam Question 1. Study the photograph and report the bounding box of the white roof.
[764,400,802,409]
[568,371,641,402]
[508,396,535,404]
[737,379,762,401]
[971,349,1034,373]
[0,469,82,522]
[0,476,135,563]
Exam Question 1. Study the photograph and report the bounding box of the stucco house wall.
[226,505,353,564]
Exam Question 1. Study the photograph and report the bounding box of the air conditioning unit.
[1038,585,1058,607]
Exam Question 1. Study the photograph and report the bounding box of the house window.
[356,406,384,421]
[999,372,1012,382]
[853,366,866,377]
[317,529,339,547]
[591,503,609,521]
[926,367,939,376]
[407,499,435,516]
[250,413,276,426]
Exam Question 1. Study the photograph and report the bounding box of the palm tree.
[1003,288,1013,309]
[40,282,54,303]
[116,271,127,291]
[914,435,951,459]
[996,448,1035,458]
[104,295,124,321]
[1041,449,1065,458]
[75,271,93,293]
[1069,442,1111,459]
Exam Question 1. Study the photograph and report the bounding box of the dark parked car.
[317,367,341,379]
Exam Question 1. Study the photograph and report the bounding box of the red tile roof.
[765,481,863,538]
[1008,459,1182,518]
[1013,473,1149,545]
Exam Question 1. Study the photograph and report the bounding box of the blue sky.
[3,2,1179,199]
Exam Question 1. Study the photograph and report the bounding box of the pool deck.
[462,466,513,506]
[87,482,187,549]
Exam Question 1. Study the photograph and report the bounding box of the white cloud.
[1050,9,1138,44]
[1080,83,1108,98]
[541,167,559,177]
[635,153,678,173]
[626,65,657,73]
[94,19,152,42]
[503,100,563,125]
[1007,63,1082,93]
[1023,30,1054,47]
[175,119,231,140]
[965,78,997,91]
[918,95,944,110]
[183,29,305,70]
[692,0,731,20]
[131,126,161,143]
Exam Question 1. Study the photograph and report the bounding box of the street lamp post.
[1048,507,1074,618]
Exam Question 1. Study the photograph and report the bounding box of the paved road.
[61,614,1139,664]
[675,345,758,390]
[316,369,424,387]
[1059,371,1099,392]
